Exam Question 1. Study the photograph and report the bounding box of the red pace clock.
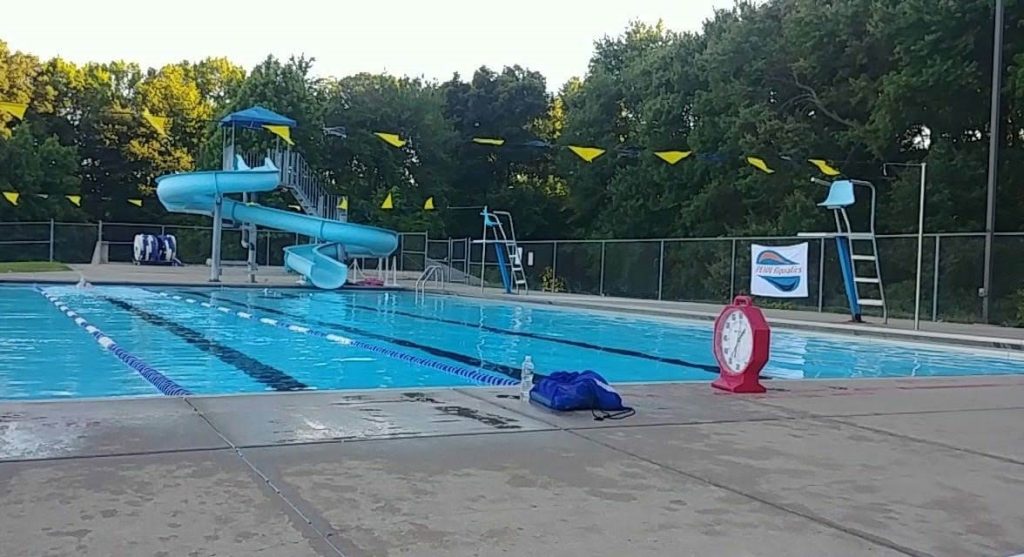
[712,296,770,393]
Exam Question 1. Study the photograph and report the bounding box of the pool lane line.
[157,292,519,388]
[36,289,191,396]
[272,291,720,374]
[211,293,524,380]
[183,290,524,380]
[103,297,310,392]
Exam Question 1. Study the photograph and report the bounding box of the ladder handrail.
[261,148,343,222]
[415,265,445,299]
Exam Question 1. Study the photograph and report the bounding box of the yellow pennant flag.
[142,109,169,137]
[0,101,29,120]
[653,150,693,165]
[423,197,435,211]
[568,145,606,163]
[746,157,775,174]
[66,195,82,207]
[381,192,394,210]
[263,125,294,146]
[34,193,49,199]
[2,192,19,205]
[472,137,506,146]
[808,159,841,176]
[337,196,348,211]
[288,204,302,211]
[374,132,406,148]
[127,198,143,207]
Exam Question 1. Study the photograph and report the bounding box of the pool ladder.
[415,265,446,300]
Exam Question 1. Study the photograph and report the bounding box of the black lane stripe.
[104,297,309,391]
[190,292,523,380]
[269,291,719,374]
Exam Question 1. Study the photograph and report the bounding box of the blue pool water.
[0,284,1021,400]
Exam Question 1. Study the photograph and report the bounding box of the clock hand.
[733,328,746,356]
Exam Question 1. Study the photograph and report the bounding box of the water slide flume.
[156,157,398,289]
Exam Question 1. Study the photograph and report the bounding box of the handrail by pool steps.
[415,265,446,300]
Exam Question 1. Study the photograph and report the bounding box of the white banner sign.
[750,243,809,298]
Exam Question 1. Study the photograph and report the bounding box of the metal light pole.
[884,162,927,331]
[982,0,1005,322]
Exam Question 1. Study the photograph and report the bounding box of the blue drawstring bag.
[530,371,635,421]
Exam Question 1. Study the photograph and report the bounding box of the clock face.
[719,309,754,374]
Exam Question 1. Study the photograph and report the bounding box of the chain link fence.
[1,220,1022,325]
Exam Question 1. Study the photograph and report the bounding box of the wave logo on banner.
[751,243,809,298]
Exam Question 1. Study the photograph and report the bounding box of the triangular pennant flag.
[263,125,294,146]
[568,145,606,163]
[142,109,169,138]
[423,197,435,210]
[127,198,143,207]
[2,192,19,205]
[746,156,775,174]
[654,150,693,165]
[381,192,394,210]
[34,193,49,199]
[472,137,505,146]
[0,101,29,120]
[337,196,348,210]
[66,195,82,207]
[374,132,406,148]
[808,159,841,176]
[288,204,302,211]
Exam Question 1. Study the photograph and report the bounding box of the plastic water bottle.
[520,356,535,402]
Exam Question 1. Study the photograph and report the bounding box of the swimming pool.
[0,284,1021,400]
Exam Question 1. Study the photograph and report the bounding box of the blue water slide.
[156,157,398,289]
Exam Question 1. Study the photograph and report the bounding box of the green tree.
[321,73,456,235]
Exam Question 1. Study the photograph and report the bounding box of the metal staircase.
[244,148,345,222]
[486,210,528,294]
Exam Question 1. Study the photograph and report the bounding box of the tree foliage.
[2,0,1024,240]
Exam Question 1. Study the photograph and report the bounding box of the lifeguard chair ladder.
[799,178,887,323]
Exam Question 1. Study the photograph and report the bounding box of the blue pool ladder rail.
[799,178,888,323]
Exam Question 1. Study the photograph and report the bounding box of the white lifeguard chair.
[799,178,887,323]
[473,207,527,294]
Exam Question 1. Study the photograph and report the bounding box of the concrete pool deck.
[2,377,1024,556]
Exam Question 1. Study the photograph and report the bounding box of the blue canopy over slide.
[220,106,296,129]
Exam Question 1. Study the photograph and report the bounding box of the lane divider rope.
[37,289,191,396]
[157,292,518,387]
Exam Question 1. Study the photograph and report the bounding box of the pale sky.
[2,0,729,90]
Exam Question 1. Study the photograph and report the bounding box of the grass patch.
[0,261,71,273]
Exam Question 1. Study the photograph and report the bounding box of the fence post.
[598,241,606,296]
[399,234,406,272]
[422,231,428,272]
[551,241,558,279]
[932,235,941,321]
[265,230,271,266]
[657,240,665,300]
[729,239,737,298]
[48,219,55,262]
[818,239,826,312]
[97,220,104,245]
